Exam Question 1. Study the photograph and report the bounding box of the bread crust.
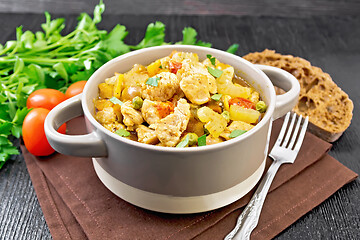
[243,49,353,142]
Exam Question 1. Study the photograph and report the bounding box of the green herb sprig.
[197,134,207,146]
[206,54,216,66]
[109,97,123,106]
[229,129,247,138]
[146,76,161,87]
[115,129,130,137]
[176,135,190,148]
[207,67,223,78]
[211,93,222,101]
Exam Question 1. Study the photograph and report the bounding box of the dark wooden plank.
[0,0,360,16]
[0,140,52,240]
[0,13,359,240]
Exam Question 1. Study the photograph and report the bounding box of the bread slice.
[243,49,353,142]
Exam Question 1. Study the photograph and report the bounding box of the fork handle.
[224,161,282,240]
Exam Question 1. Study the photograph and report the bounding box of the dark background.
[0,0,359,239]
[1,0,360,16]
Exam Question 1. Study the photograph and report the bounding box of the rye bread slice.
[243,49,353,142]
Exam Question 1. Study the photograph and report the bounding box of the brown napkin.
[22,117,357,240]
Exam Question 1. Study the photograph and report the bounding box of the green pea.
[186,133,199,146]
[255,101,267,113]
[132,96,143,109]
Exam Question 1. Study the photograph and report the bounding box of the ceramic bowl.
[44,45,300,213]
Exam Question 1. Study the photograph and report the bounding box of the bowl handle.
[256,65,300,120]
[44,94,107,157]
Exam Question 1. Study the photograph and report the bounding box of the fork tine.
[281,113,297,147]
[288,114,302,149]
[275,112,291,147]
[294,116,309,152]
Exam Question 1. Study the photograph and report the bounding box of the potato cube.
[98,83,114,99]
[230,105,260,123]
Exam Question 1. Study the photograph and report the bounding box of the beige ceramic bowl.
[44,45,299,213]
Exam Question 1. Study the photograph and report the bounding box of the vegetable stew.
[94,51,267,147]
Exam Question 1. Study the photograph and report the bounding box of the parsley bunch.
[0,0,239,169]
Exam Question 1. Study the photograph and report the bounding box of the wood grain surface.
[0,0,360,16]
[0,7,359,240]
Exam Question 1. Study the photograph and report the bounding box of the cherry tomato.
[22,108,66,156]
[65,81,87,99]
[228,97,255,109]
[27,89,67,110]
[169,61,182,74]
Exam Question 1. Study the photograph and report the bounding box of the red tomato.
[229,97,256,109]
[22,108,66,156]
[169,61,182,74]
[65,81,87,99]
[27,89,67,110]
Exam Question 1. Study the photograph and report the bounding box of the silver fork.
[225,112,309,240]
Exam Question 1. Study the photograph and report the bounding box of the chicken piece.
[170,51,199,63]
[136,125,159,145]
[178,59,217,94]
[103,121,126,133]
[155,98,190,147]
[220,121,254,140]
[141,99,174,125]
[141,72,179,101]
[159,56,171,70]
[141,99,162,125]
[121,101,144,130]
[95,107,116,125]
[175,99,192,132]
[180,73,211,105]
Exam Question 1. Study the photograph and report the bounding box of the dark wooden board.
[1,0,360,17]
[0,12,359,240]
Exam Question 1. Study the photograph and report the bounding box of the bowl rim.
[82,45,276,153]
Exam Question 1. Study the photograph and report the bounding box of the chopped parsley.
[109,96,123,105]
[207,67,223,78]
[211,93,222,101]
[159,65,163,69]
[146,76,161,87]
[229,129,247,138]
[197,134,207,146]
[115,129,130,137]
[206,54,216,66]
[176,135,189,148]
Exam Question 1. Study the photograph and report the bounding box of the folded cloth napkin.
[22,117,357,240]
